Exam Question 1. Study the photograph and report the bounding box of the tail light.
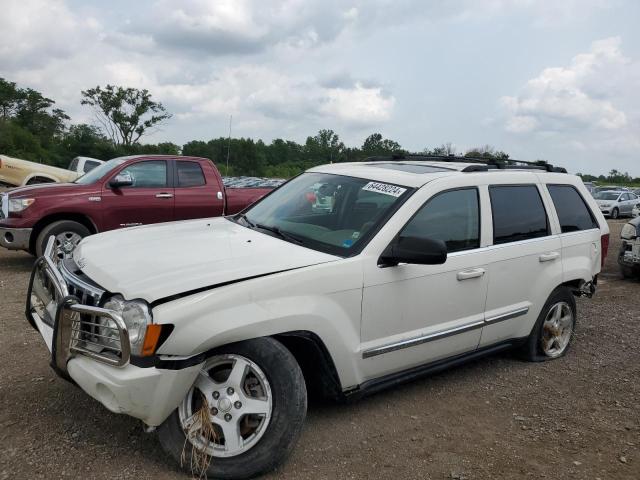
[600,234,610,268]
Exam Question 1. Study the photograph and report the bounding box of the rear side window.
[177,161,206,187]
[490,185,549,244]
[547,185,598,232]
[401,188,480,253]
[83,160,101,173]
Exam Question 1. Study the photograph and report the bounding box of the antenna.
[226,115,232,176]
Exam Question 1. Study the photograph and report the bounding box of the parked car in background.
[593,190,639,218]
[619,216,640,278]
[0,155,272,257]
[594,185,629,194]
[582,181,596,195]
[68,156,104,175]
[0,154,82,186]
[632,204,639,218]
[26,156,608,479]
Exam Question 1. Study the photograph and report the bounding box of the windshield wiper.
[254,223,305,246]
[235,213,255,228]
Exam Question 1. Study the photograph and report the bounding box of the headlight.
[8,198,35,212]
[621,223,638,240]
[103,295,152,355]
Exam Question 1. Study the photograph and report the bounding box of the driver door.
[360,187,489,380]
[100,159,175,231]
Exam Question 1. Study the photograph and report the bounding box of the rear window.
[490,185,549,244]
[547,185,599,232]
[177,161,206,187]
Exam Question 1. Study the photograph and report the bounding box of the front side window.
[241,172,413,256]
[547,185,598,233]
[401,188,480,253]
[490,185,549,244]
[118,161,168,188]
[177,161,206,187]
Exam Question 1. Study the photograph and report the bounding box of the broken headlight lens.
[103,295,152,355]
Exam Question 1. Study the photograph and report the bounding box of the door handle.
[155,193,174,199]
[457,268,485,281]
[539,252,560,262]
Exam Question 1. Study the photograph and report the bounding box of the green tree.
[361,133,402,157]
[81,85,171,146]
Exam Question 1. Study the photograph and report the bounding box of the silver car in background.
[594,190,639,219]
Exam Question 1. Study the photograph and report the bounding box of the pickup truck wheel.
[520,287,576,362]
[158,337,307,479]
[35,220,90,259]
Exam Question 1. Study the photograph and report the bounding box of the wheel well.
[273,331,344,402]
[26,176,56,185]
[29,213,98,253]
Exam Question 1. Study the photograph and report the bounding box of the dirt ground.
[0,215,638,480]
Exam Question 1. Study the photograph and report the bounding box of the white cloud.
[501,37,632,133]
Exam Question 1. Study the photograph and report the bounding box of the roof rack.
[364,154,567,173]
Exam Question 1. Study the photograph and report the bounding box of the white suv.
[26,157,609,479]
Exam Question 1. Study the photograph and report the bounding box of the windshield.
[74,158,127,185]
[595,192,620,201]
[240,172,413,256]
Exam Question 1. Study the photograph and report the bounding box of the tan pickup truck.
[0,155,103,186]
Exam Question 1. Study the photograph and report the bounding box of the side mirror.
[379,236,447,267]
[109,172,133,188]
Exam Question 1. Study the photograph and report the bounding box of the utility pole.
[226,115,232,176]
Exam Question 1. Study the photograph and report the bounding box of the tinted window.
[69,158,78,171]
[119,161,167,188]
[177,161,206,187]
[547,185,598,233]
[402,188,480,253]
[83,160,101,173]
[490,185,549,244]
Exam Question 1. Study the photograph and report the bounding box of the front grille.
[59,260,128,365]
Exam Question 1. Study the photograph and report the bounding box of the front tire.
[158,337,307,480]
[520,287,576,362]
[35,220,90,258]
[611,207,620,219]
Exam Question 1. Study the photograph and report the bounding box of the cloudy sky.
[2,0,639,175]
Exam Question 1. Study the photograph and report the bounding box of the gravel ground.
[0,216,638,480]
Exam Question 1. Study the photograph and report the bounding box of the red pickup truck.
[0,155,273,257]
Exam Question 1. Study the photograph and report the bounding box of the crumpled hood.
[73,217,340,303]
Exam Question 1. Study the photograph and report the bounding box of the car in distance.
[0,155,272,257]
[593,190,639,218]
[26,156,609,479]
[594,185,629,193]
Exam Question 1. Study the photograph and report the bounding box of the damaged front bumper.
[25,238,201,426]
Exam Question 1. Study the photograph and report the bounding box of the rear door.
[173,160,224,220]
[100,159,174,231]
[480,183,563,347]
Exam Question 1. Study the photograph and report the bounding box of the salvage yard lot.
[0,217,638,479]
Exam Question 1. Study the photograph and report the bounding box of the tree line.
[1,77,635,182]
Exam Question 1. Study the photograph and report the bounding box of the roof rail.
[364,154,567,173]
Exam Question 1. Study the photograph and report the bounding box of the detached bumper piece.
[26,237,131,377]
[0,226,32,250]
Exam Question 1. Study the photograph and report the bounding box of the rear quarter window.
[547,185,599,232]
[490,185,549,244]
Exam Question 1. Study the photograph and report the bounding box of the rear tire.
[611,208,620,219]
[158,337,307,480]
[35,220,90,258]
[520,287,576,362]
